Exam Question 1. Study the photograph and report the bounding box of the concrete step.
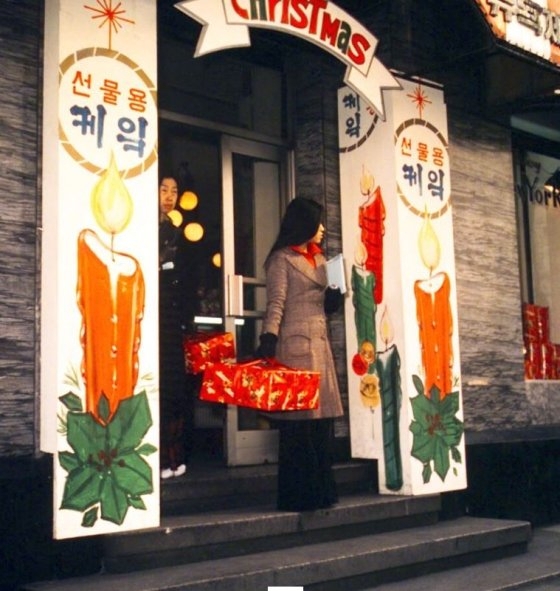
[363,524,560,591]
[103,492,441,573]
[161,460,377,515]
[22,517,530,591]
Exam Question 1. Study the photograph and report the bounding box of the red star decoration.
[84,0,135,50]
[407,84,432,119]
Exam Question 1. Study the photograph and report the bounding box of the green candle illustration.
[351,259,376,349]
[375,306,403,491]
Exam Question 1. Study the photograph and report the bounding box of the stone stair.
[22,460,534,591]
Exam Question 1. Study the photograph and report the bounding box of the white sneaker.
[160,467,174,479]
[173,464,187,477]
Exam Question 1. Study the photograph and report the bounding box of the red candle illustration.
[358,166,385,304]
[414,213,453,399]
[76,154,145,424]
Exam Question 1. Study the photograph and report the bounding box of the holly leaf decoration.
[409,376,464,483]
[59,390,155,526]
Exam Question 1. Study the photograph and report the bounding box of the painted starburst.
[84,0,135,50]
[407,84,432,120]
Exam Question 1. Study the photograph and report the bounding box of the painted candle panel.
[41,0,159,538]
[338,78,467,495]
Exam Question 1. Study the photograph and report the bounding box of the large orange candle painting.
[414,212,453,398]
[77,229,145,424]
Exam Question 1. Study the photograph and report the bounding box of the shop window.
[513,134,560,380]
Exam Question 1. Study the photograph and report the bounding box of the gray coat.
[262,247,343,420]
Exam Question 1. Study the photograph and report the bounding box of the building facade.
[2,0,560,587]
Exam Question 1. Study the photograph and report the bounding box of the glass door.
[221,136,289,465]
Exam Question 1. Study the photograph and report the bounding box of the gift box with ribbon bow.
[200,359,320,411]
[183,332,236,374]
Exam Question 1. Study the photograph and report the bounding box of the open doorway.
[158,119,290,465]
[158,122,225,462]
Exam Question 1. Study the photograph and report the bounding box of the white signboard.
[338,78,467,495]
[42,0,160,538]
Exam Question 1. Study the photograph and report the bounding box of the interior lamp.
[184,222,204,242]
[180,190,198,211]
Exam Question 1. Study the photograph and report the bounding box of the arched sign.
[175,0,401,118]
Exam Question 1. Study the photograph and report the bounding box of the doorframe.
[221,135,293,465]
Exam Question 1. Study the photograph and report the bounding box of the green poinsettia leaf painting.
[59,392,83,412]
[451,446,462,463]
[82,506,98,528]
[66,412,107,463]
[136,443,158,456]
[58,390,155,527]
[99,476,129,525]
[98,394,111,424]
[433,437,451,480]
[422,462,432,483]
[106,391,153,453]
[128,496,146,510]
[58,451,80,473]
[111,452,153,497]
[409,376,464,484]
[410,422,437,464]
[412,374,424,396]
[441,389,460,417]
[60,464,104,512]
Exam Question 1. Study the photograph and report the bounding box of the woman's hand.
[324,287,343,314]
[255,332,278,358]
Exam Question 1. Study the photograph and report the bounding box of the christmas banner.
[41,0,159,538]
[175,0,400,118]
[338,77,467,495]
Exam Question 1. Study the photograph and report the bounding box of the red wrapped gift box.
[522,303,550,342]
[200,359,320,411]
[183,332,236,374]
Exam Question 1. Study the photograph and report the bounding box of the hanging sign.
[338,78,467,496]
[175,0,401,118]
[474,0,560,65]
[42,0,160,539]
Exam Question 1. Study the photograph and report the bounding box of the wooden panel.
[0,0,41,456]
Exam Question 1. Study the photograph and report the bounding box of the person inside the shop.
[158,173,192,479]
[256,197,344,511]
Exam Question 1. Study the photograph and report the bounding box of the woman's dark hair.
[159,172,179,187]
[266,197,323,263]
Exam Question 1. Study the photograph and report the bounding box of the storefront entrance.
[159,118,290,466]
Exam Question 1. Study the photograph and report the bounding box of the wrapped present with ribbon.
[183,331,236,374]
[200,359,320,411]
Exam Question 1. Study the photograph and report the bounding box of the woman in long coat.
[257,197,343,511]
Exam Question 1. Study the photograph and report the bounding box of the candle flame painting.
[379,305,394,348]
[91,152,134,239]
[418,209,441,274]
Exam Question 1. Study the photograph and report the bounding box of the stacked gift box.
[522,303,559,379]
[183,332,236,374]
